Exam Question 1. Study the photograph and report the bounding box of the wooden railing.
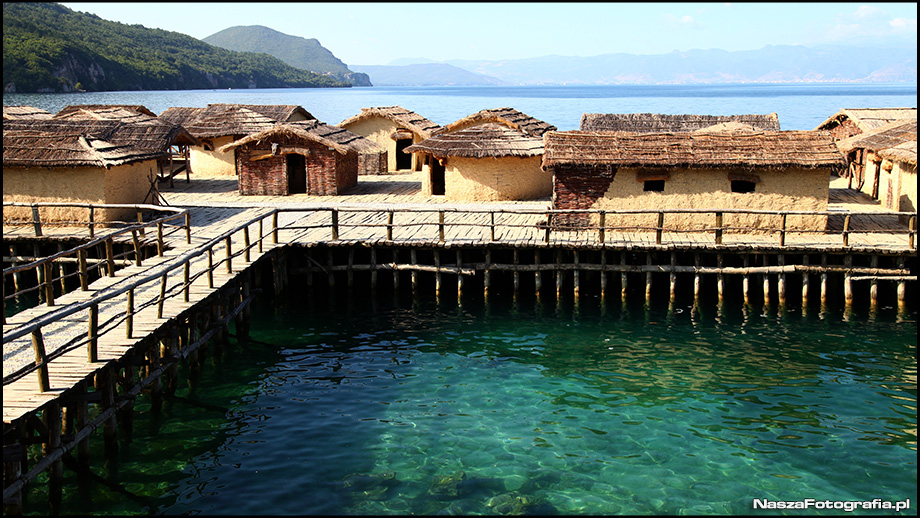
[3,211,274,390]
[3,204,191,321]
[271,206,917,251]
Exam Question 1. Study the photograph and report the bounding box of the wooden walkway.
[3,173,916,425]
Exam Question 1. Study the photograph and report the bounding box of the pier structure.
[3,173,917,514]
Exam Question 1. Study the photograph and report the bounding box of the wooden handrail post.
[656,211,664,244]
[439,210,446,243]
[715,212,724,245]
[185,212,192,244]
[599,211,606,244]
[331,209,339,241]
[183,260,190,302]
[88,206,95,238]
[909,215,916,250]
[157,222,164,257]
[88,303,98,363]
[105,238,115,277]
[44,262,55,306]
[779,214,787,247]
[131,229,142,266]
[225,236,233,273]
[244,226,251,262]
[137,210,145,238]
[386,211,394,241]
[126,288,134,339]
[489,212,496,242]
[78,248,89,290]
[842,214,851,247]
[158,273,167,319]
[207,248,214,288]
[31,329,50,392]
[258,218,264,253]
[272,212,279,244]
[545,213,552,243]
[31,204,42,237]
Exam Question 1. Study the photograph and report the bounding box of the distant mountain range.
[361,45,916,85]
[349,63,507,86]
[202,26,372,86]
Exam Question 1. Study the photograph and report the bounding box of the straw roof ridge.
[405,123,545,158]
[202,103,315,122]
[339,105,441,138]
[3,105,53,120]
[877,140,917,166]
[814,108,917,131]
[54,104,158,119]
[836,119,917,155]
[182,106,278,138]
[157,107,206,127]
[542,130,845,170]
[3,118,198,168]
[218,120,383,155]
[434,107,557,137]
[580,112,781,133]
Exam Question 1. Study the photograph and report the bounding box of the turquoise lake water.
[21,280,917,516]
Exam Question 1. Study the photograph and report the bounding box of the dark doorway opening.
[430,158,445,196]
[287,154,307,194]
[395,138,413,170]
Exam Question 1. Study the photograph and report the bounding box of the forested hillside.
[2,2,349,93]
[203,26,372,87]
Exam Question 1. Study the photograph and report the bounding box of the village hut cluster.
[3,102,917,231]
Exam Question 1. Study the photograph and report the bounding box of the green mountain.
[2,2,349,93]
[202,26,372,87]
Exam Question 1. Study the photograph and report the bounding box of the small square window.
[731,180,756,193]
[644,180,665,192]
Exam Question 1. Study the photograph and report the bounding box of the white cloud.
[889,17,917,33]
[662,13,703,29]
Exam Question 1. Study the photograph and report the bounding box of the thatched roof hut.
[339,106,441,139]
[543,130,843,170]
[815,107,917,141]
[836,119,917,160]
[218,121,378,196]
[834,119,916,212]
[544,130,845,231]
[3,105,53,120]
[579,112,781,133]
[4,118,198,221]
[405,123,550,201]
[433,107,557,138]
[3,118,198,168]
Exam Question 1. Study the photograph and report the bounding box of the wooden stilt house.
[3,117,199,222]
[836,119,917,213]
[815,108,917,141]
[218,121,381,196]
[339,106,440,174]
[543,130,845,231]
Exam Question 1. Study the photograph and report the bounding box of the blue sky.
[61,2,917,65]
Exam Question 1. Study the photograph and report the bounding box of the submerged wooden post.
[694,253,702,304]
[457,250,464,298]
[555,250,563,300]
[669,252,677,304]
[600,250,607,302]
[820,254,828,312]
[762,255,771,310]
[435,250,442,300]
[513,249,520,298]
[802,255,810,315]
[742,255,751,306]
[897,257,908,320]
[392,249,400,290]
[533,250,541,299]
[410,249,418,293]
[869,255,879,313]
[573,250,581,302]
[370,248,378,290]
[844,254,854,313]
[717,253,725,306]
[327,247,336,287]
[645,253,653,305]
[620,252,628,303]
[485,249,492,300]
[777,254,786,310]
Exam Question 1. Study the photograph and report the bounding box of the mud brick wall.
[551,164,617,226]
[237,150,288,195]
[237,134,355,195]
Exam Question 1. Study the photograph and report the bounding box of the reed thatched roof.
[54,104,158,120]
[837,119,917,166]
[218,120,384,155]
[543,130,845,171]
[405,123,544,158]
[158,104,315,138]
[339,106,441,139]
[580,112,781,132]
[693,121,762,133]
[3,105,53,120]
[814,108,917,132]
[3,118,199,168]
[433,107,557,137]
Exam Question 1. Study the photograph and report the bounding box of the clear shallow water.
[4,83,916,131]
[22,283,917,515]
